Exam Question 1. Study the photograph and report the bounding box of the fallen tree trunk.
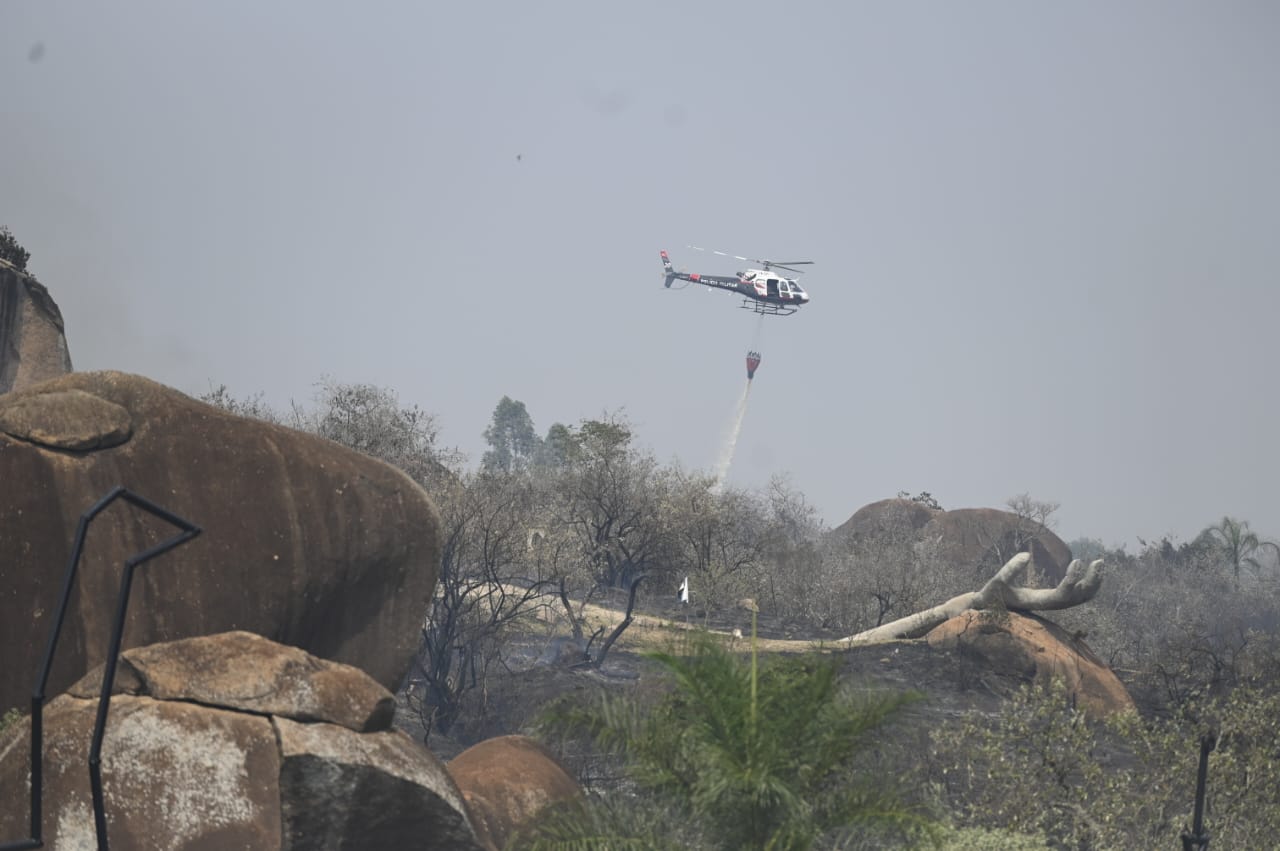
[842,552,1104,645]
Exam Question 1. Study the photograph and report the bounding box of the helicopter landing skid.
[742,300,798,317]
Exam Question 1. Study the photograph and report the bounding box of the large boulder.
[0,632,483,849]
[834,497,937,541]
[0,259,72,395]
[834,498,1074,584]
[67,630,396,732]
[448,735,583,851]
[926,611,1135,718]
[0,371,440,714]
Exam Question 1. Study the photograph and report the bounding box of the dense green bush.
[930,678,1280,849]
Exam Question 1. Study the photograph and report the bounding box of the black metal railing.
[1181,731,1216,851]
[1,487,200,851]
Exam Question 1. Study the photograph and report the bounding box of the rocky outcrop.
[275,717,478,849]
[0,259,72,395]
[0,632,483,849]
[0,371,441,714]
[448,736,583,851]
[67,631,396,732]
[834,498,1074,584]
[835,497,937,541]
[926,611,1135,718]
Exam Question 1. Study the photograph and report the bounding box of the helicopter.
[660,246,813,316]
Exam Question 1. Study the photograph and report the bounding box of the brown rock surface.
[926,610,1135,718]
[834,496,938,541]
[276,717,481,849]
[448,735,583,851]
[0,388,131,449]
[67,631,396,732]
[0,370,441,715]
[0,633,483,850]
[835,498,1074,584]
[0,260,73,395]
[0,694,284,850]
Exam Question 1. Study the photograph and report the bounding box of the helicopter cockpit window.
[789,281,804,295]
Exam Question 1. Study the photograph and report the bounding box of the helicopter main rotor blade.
[686,245,815,274]
[757,259,815,274]
[686,245,749,262]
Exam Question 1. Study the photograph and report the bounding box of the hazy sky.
[4,2,1278,548]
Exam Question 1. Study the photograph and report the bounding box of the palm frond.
[534,629,936,850]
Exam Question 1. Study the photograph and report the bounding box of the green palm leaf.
[533,630,934,850]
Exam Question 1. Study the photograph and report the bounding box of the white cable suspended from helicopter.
[660,246,813,316]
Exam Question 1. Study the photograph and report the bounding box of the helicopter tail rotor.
[660,249,678,287]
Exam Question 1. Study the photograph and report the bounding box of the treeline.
[202,381,828,733]
[202,380,1280,849]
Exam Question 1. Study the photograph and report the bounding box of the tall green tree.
[534,631,933,850]
[1201,516,1279,583]
[547,415,670,591]
[538,422,578,469]
[530,415,673,652]
[482,395,540,472]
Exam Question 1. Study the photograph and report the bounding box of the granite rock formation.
[0,371,440,714]
[835,498,1074,584]
[926,610,1135,718]
[0,632,482,849]
[448,735,583,851]
[0,258,72,395]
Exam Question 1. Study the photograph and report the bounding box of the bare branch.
[842,554,1105,644]
[591,576,646,668]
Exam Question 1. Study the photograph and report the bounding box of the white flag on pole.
[678,576,689,604]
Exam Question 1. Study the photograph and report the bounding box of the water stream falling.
[711,379,753,494]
